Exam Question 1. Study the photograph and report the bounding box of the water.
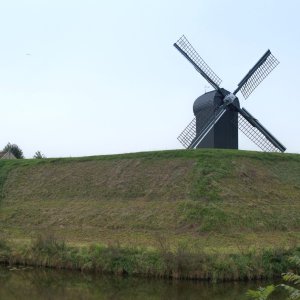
[0,265,283,300]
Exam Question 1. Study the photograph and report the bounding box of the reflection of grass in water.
[0,265,268,300]
[0,234,299,283]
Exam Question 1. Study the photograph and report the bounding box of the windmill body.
[193,89,239,149]
[174,35,286,153]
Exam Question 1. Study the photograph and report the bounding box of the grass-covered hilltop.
[0,149,300,281]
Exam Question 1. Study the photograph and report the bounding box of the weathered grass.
[0,149,299,279]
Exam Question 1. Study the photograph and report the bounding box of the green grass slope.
[0,149,300,252]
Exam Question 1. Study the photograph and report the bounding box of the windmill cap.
[193,89,240,116]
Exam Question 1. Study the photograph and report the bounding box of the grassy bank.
[0,235,299,282]
[0,149,300,280]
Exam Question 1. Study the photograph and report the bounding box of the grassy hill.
[0,148,299,252]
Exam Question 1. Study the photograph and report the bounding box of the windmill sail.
[177,117,197,149]
[174,35,222,90]
[234,50,279,99]
[237,108,286,152]
[173,35,286,152]
[178,105,227,149]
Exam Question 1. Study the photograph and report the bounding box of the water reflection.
[0,265,282,300]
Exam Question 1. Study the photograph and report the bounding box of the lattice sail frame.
[238,113,280,152]
[177,117,196,148]
[174,35,222,88]
[174,35,285,152]
[177,104,226,149]
[238,52,279,99]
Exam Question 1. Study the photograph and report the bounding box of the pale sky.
[0,0,299,158]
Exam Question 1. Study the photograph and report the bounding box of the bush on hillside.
[3,143,24,159]
[33,150,46,159]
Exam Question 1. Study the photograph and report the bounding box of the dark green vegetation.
[247,255,300,299]
[0,149,299,280]
[2,142,24,159]
[0,235,299,282]
[33,150,46,159]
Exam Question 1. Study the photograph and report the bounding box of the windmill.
[174,35,286,152]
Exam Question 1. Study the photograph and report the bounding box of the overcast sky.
[0,0,299,158]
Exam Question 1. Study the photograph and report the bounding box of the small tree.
[33,151,46,159]
[3,143,24,159]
